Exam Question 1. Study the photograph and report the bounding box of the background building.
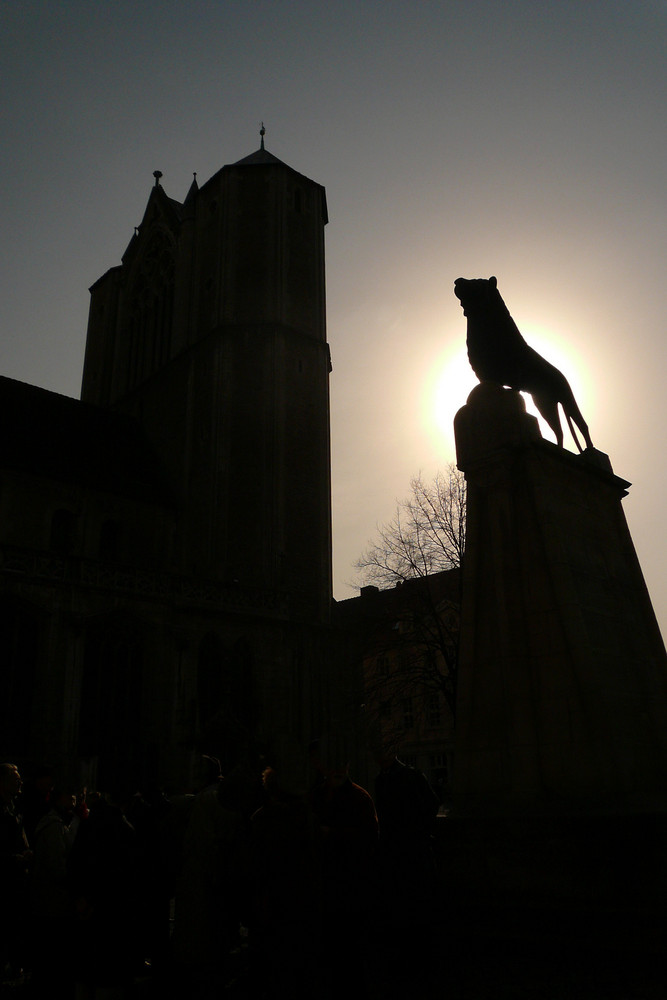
[336,569,460,801]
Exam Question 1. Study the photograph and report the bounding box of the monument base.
[453,383,667,819]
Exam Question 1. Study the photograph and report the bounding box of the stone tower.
[82,141,332,623]
[0,140,364,792]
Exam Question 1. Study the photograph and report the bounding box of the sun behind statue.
[454,276,593,452]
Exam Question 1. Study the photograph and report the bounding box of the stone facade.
[0,144,357,794]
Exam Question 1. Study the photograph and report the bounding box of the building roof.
[227,145,329,222]
[0,376,173,505]
[232,146,289,167]
[335,568,461,627]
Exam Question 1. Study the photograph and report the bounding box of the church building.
[0,138,357,792]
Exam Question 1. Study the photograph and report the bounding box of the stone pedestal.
[453,383,667,817]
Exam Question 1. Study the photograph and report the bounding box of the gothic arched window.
[196,635,255,771]
[99,520,121,562]
[126,229,175,389]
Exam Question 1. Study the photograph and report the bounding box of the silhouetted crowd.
[0,750,442,999]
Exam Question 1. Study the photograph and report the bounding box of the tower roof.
[225,141,328,223]
[232,146,288,167]
[233,122,285,166]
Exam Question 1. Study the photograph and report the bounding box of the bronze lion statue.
[454,276,593,452]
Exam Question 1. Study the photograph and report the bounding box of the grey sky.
[2,0,666,630]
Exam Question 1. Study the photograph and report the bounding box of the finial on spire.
[260,122,266,150]
[153,170,163,187]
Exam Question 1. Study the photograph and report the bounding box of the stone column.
[453,382,667,817]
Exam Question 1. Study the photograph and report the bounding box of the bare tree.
[353,465,466,731]
[355,464,465,588]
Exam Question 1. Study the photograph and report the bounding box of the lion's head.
[454,276,499,316]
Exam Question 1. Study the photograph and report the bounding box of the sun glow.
[423,338,477,459]
[519,324,595,446]
[424,324,596,456]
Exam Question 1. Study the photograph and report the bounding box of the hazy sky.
[3,1,667,633]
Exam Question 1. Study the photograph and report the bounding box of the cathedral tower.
[82,140,332,622]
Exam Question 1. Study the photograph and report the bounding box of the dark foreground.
[5,812,667,999]
[3,904,666,1000]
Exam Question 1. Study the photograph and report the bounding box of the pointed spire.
[184,172,199,214]
[260,122,266,150]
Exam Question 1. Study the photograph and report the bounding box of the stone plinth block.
[453,384,667,817]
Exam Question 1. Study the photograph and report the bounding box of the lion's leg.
[564,413,584,453]
[532,394,563,448]
[565,403,594,451]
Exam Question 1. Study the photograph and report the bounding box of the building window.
[0,598,40,755]
[429,753,449,785]
[50,509,77,555]
[79,619,144,790]
[197,633,224,730]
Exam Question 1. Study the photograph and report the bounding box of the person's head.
[0,763,22,804]
[309,738,351,788]
[50,789,76,820]
[373,742,399,770]
[31,765,54,796]
[197,755,223,791]
[326,762,350,789]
